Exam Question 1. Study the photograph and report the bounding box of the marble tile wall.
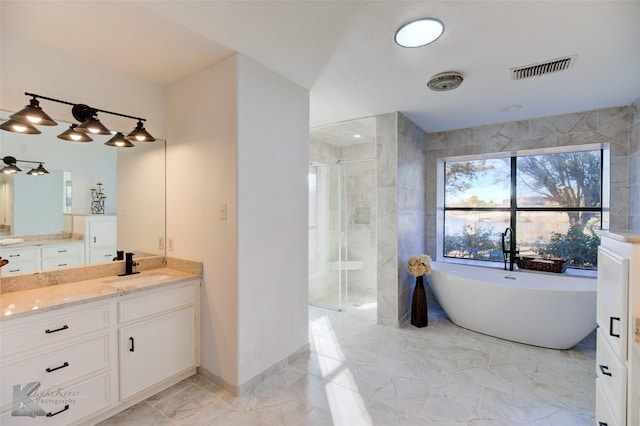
[375,112,398,327]
[630,96,640,232]
[425,106,631,256]
[396,114,427,325]
[374,112,427,326]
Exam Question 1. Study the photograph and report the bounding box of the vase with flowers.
[407,254,432,328]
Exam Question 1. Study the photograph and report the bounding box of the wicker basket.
[516,256,567,273]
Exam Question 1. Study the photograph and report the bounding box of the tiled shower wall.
[376,112,427,326]
[630,96,640,233]
[375,112,398,326]
[425,105,632,256]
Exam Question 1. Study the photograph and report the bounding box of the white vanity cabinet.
[1,242,85,276]
[73,215,117,265]
[0,246,39,276]
[0,275,201,425]
[41,242,84,271]
[596,232,640,426]
[0,300,116,425]
[117,280,200,401]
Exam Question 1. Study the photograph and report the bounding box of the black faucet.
[119,252,140,276]
[113,250,124,261]
[501,227,519,271]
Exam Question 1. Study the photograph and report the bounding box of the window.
[443,149,602,270]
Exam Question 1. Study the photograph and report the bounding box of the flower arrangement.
[407,254,432,277]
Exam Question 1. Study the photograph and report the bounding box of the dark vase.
[411,275,428,328]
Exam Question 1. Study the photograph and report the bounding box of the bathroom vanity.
[595,231,640,426]
[0,215,120,277]
[0,257,201,425]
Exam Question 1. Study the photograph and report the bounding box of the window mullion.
[510,157,517,235]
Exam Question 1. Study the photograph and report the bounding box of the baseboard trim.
[197,343,311,396]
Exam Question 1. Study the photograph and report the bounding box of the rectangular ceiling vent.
[511,56,576,80]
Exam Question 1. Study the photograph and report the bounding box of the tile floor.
[98,300,596,425]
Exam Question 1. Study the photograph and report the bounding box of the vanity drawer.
[0,335,110,410]
[596,329,627,425]
[119,282,196,323]
[42,257,83,270]
[0,246,38,261]
[1,302,111,357]
[1,260,38,276]
[89,246,117,264]
[597,246,629,360]
[0,372,111,426]
[41,244,83,259]
[0,246,39,276]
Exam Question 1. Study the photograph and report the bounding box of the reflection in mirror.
[0,110,165,270]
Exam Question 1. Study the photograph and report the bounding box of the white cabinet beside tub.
[596,232,640,426]
[0,278,200,425]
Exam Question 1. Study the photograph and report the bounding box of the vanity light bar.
[1,156,49,176]
[1,92,156,145]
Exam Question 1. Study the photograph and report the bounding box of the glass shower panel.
[308,163,348,310]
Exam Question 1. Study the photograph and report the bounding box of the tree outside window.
[443,150,602,270]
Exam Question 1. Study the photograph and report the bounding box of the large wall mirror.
[0,110,165,264]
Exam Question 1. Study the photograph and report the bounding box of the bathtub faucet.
[502,227,519,271]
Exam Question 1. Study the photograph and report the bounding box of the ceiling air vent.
[511,56,576,80]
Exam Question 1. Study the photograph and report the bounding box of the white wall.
[167,54,309,389]
[236,55,309,384]
[166,56,240,386]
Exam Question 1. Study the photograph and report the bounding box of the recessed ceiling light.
[394,17,444,48]
[354,134,361,138]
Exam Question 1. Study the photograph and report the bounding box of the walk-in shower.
[308,117,377,311]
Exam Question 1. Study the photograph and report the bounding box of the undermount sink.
[105,274,171,288]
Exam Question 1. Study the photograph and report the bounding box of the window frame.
[436,144,609,272]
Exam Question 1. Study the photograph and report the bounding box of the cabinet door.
[597,246,629,360]
[118,307,195,400]
[89,219,117,248]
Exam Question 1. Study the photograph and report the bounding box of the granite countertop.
[0,237,83,248]
[0,257,201,321]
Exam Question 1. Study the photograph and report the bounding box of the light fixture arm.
[2,156,46,166]
[24,92,147,123]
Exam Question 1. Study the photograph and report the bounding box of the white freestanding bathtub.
[428,261,597,349]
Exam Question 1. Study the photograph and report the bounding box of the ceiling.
[2,1,640,134]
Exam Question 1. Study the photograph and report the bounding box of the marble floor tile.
[98,302,596,425]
